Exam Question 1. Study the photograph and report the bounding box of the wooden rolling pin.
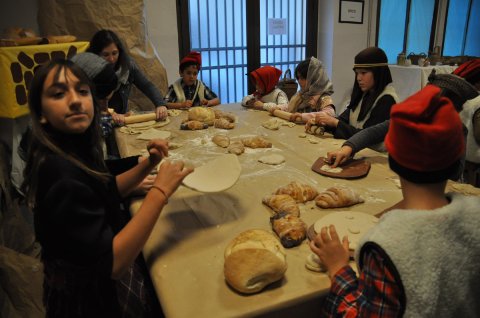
[272,109,292,121]
[123,113,157,125]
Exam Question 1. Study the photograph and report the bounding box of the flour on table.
[136,128,171,140]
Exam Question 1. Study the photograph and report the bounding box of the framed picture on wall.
[339,0,364,24]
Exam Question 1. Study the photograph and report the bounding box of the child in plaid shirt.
[310,84,480,317]
[164,51,220,109]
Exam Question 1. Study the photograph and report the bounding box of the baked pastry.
[227,141,245,155]
[214,118,234,129]
[213,109,236,123]
[315,185,364,208]
[242,136,272,148]
[212,134,230,148]
[224,229,287,294]
[270,212,307,248]
[262,194,300,217]
[187,107,216,125]
[180,120,208,130]
[274,181,318,203]
[45,35,77,44]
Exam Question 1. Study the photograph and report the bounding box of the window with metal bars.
[176,0,317,104]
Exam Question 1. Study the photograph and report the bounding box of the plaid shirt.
[322,246,404,318]
[164,80,218,105]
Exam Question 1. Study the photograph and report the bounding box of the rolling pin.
[123,113,157,125]
[272,109,292,121]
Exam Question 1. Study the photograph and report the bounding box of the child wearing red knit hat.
[241,65,289,111]
[310,84,480,317]
[164,51,220,109]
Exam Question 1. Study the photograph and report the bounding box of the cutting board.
[311,157,371,179]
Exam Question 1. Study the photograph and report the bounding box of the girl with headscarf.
[241,65,289,111]
[310,47,399,140]
[272,57,335,123]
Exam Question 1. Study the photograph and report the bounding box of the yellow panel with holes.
[0,41,89,118]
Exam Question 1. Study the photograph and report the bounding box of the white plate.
[182,154,241,193]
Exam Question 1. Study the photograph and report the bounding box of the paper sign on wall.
[268,19,287,35]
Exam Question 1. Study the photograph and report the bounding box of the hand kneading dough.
[258,154,285,165]
[224,229,287,294]
[182,154,241,192]
[313,211,378,250]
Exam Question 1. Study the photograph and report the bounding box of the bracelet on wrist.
[151,185,169,204]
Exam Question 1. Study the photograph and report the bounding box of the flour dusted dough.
[182,154,241,192]
[320,164,343,174]
[167,109,182,117]
[305,253,327,272]
[119,117,171,134]
[258,154,285,165]
[135,128,171,140]
[313,211,378,250]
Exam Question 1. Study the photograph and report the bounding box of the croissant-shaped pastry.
[213,109,236,123]
[270,212,307,248]
[262,194,300,217]
[227,141,245,155]
[242,136,272,148]
[274,181,318,203]
[315,185,364,208]
[212,134,230,148]
[214,118,235,129]
[180,120,208,130]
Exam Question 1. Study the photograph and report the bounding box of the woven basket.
[277,69,298,100]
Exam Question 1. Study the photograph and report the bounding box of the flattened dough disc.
[311,157,371,179]
[182,154,241,193]
[308,211,378,251]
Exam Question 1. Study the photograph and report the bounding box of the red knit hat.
[180,51,202,70]
[453,59,480,85]
[250,66,282,95]
[385,85,464,183]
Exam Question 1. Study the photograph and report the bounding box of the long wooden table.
[115,103,403,318]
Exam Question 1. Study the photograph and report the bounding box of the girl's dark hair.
[87,29,130,71]
[22,59,109,208]
[349,65,393,116]
[295,58,311,80]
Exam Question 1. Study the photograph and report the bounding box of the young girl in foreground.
[22,59,193,317]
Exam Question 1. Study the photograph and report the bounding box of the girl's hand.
[326,146,353,168]
[112,112,125,125]
[154,160,194,198]
[201,99,209,106]
[290,112,303,123]
[146,139,169,166]
[309,225,350,279]
[305,118,316,132]
[253,100,264,109]
[156,106,168,121]
[315,113,338,128]
[132,174,156,195]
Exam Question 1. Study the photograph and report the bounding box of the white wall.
[317,0,378,112]
[0,0,378,107]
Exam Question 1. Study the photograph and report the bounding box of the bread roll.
[180,120,208,130]
[315,185,364,208]
[262,194,299,217]
[274,181,318,203]
[46,35,77,44]
[187,106,216,125]
[227,141,245,155]
[212,134,230,148]
[242,136,272,148]
[224,229,287,294]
